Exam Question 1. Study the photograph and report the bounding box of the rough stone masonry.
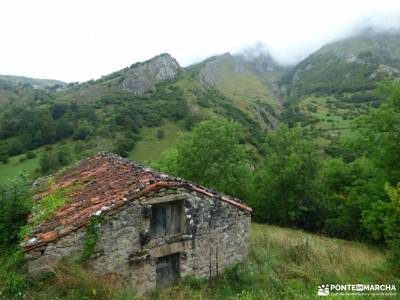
[22,152,252,294]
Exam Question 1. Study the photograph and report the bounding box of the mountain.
[282,29,400,97]
[0,74,67,106]
[1,29,400,180]
[54,52,274,132]
[188,48,285,130]
[0,75,67,89]
[121,53,180,95]
[0,52,275,176]
[279,29,400,143]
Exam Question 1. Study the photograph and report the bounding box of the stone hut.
[22,152,252,294]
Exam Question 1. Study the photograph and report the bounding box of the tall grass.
[151,224,397,299]
[1,224,397,299]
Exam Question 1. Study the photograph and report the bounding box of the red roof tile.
[22,152,252,252]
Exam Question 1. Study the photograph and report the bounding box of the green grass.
[298,95,371,145]
[4,223,396,299]
[301,96,351,127]
[129,122,185,163]
[0,122,183,185]
[19,184,76,240]
[0,153,39,184]
[150,224,396,299]
[213,71,282,126]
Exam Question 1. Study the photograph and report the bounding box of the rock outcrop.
[122,53,180,95]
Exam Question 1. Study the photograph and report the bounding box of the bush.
[183,114,201,130]
[114,137,135,158]
[157,119,251,199]
[0,175,31,249]
[73,123,93,140]
[30,258,137,299]
[180,276,207,290]
[388,239,400,276]
[0,249,28,299]
[39,146,72,174]
[0,154,8,164]
[156,129,165,139]
[25,151,36,159]
[253,126,325,231]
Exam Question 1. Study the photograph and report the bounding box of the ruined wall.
[25,187,251,294]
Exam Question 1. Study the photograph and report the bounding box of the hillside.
[0,27,399,300]
[188,49,284,130]
[2,29,400,181]
[0,82,53,106]
[280,29,400,144]
[3,223,396,299]
[283,29,400,96]
[0,53,271,182]
[0,75,67,89]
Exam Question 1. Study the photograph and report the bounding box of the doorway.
[156,253,180,288]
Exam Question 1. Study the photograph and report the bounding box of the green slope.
[129,121,184,163]
[280,29,400,145]
[2,30,400,177]
[0,53,270,180]
[283,30,400,97]
[190,52,283,130]
[0,74,66,89]
[0,153,39,184]
[9,223,397,299]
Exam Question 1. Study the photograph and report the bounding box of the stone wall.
[25,187,251,294]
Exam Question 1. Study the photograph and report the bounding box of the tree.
[320,80,400,241]
[320,157,386,240]
[253,125,325,231]
[354,79,400,185]
[39,146,71,174]
[25,151,36,160]
[39,146,58,174]
[156,129,165,139]
[73,123,93,141]
[385,183,400,275]
[0,175,31,249]
[113,136,136,158]
[360,182,400,275]
[156,119,251,199]
[51,103,66,120]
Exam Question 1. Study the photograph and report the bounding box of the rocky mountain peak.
[122,53,180,95]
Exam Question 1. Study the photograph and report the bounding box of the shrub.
[0,250,28,299]
[39,146,72,174]
[253,126,325,231]
[157,119,251,199]
[114,137,135,158]
[73,123,93,140]
[0,154,8,164]
[27,258,138,299]
[25,151,36,159]
[81,215,106,263]
[0,175,31,249]
[156,129,165,139]
[388,238,400,276]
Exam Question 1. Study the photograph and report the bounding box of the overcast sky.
[1,0,400,82]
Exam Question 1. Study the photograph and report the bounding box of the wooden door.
[156,253,180,288]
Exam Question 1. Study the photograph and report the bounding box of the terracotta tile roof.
[22,152,251,252]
